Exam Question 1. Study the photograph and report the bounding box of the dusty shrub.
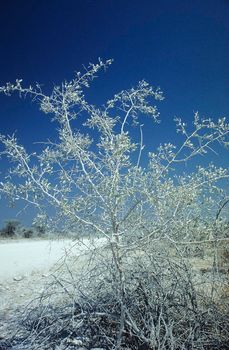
[0,60,228,349]
[22,228,34,238]
[6,245,229,350]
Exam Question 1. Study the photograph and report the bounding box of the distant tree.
[0,219,20,237]
[32,213,47,236]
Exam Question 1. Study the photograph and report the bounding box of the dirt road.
[0,238,104,281]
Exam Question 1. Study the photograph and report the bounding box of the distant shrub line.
[0,219,46,239]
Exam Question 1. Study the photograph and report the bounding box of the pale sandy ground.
[0,238,94,281]
[0,238,105,338]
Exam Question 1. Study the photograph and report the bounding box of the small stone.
[66,338,83,346]
[42,273,48,277]
[13,276,24,281]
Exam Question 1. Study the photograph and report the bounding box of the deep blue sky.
[0,0,229,226]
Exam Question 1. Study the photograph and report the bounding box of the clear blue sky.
[0,0,229,226]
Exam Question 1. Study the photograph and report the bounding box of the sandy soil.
[0,238,92,281]
[0,237,105,338]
